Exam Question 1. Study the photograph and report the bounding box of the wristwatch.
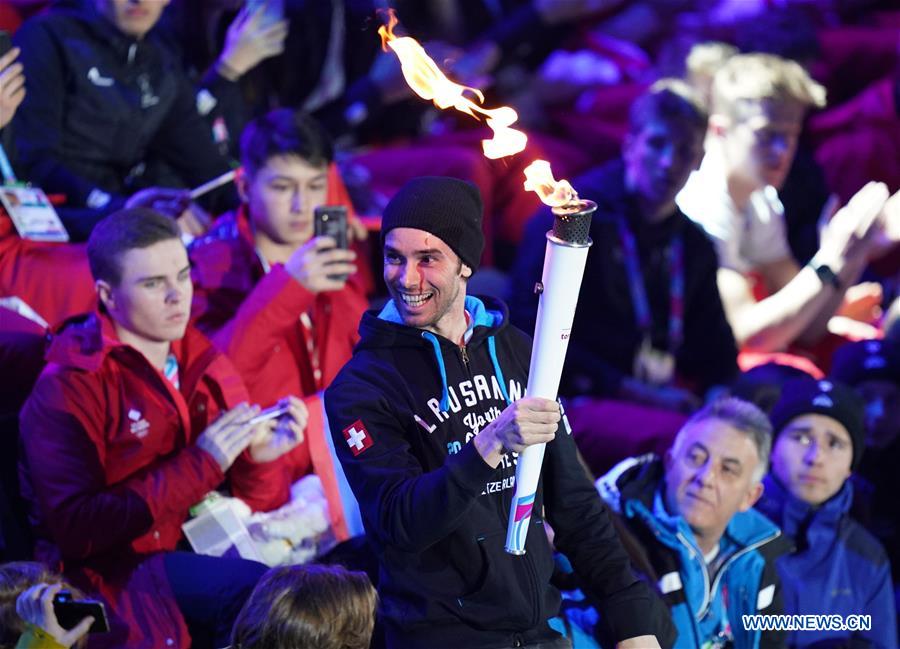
[808,259,841,290]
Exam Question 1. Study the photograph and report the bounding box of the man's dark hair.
[87,208,181,286]
[240,109,334,178]
[629,78,708,140]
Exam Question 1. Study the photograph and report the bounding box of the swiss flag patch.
[343,419,373,456]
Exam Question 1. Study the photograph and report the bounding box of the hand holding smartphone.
[53,590,110,634]
[314,205,348,250]
[247,402,290,426]
[314,205,349,281]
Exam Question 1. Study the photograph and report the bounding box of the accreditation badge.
[633,337,675,387]
[0,184,69,242]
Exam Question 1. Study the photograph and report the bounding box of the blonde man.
[677,53,890,355]
[684,41,737,107]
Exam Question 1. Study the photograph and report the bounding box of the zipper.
[702,530,780,619]
[460,344,470,371]
[677,529,781,620]
[676,531,712,622]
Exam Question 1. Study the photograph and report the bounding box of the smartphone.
[248,402,290,426]
[314,205,348,250]
[314,205,349,281]
[53,590,110,634]
[0,31,12,59]
[245,0,284,28]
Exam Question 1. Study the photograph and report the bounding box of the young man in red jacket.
[190,110,367,529]
[18,208,306,649]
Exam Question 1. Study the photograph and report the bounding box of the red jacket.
[0,213,96,327]
[18,312,276,648]
[190,205,368,518]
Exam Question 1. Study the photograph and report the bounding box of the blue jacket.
[596,455,788,649]
[756,476,897,648]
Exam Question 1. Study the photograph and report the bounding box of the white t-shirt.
[677,158,791,275]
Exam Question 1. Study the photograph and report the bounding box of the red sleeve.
[318,277,367,387]
[228,450,293,513]
[214,265,316,383]
[19,369,224,560]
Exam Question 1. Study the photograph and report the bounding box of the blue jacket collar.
[758,474,852,541]
[378,295,502,329]
[623,475,779,553]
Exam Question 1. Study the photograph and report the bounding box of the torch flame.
[523,160,578,207]
[378,10,526,159]
[379,10,575,206]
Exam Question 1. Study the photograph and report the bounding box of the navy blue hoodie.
[325,295,675,649]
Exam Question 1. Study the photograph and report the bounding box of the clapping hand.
[218,1,288,80]
[0,47,25,130]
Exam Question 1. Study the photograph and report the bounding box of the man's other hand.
[0,47,25,130]
[217,1,288,81]
[284,236,357,293]
[16,583,94,649]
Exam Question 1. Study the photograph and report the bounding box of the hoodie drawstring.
[422,332,451,412]
[421,332,513,412]
[487,336,512,406]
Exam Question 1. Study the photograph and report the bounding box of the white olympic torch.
[505,191,595,555]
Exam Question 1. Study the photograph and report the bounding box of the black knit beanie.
[381,176,485,271]
[830,339,900,387]
[770,378,866,470]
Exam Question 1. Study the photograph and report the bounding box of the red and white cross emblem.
[343,419,373,456]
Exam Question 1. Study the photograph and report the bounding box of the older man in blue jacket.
[594,397,789,649]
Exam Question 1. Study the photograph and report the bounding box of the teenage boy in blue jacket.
[757,378,897,648]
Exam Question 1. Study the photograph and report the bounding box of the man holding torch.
[325,176,673,649]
